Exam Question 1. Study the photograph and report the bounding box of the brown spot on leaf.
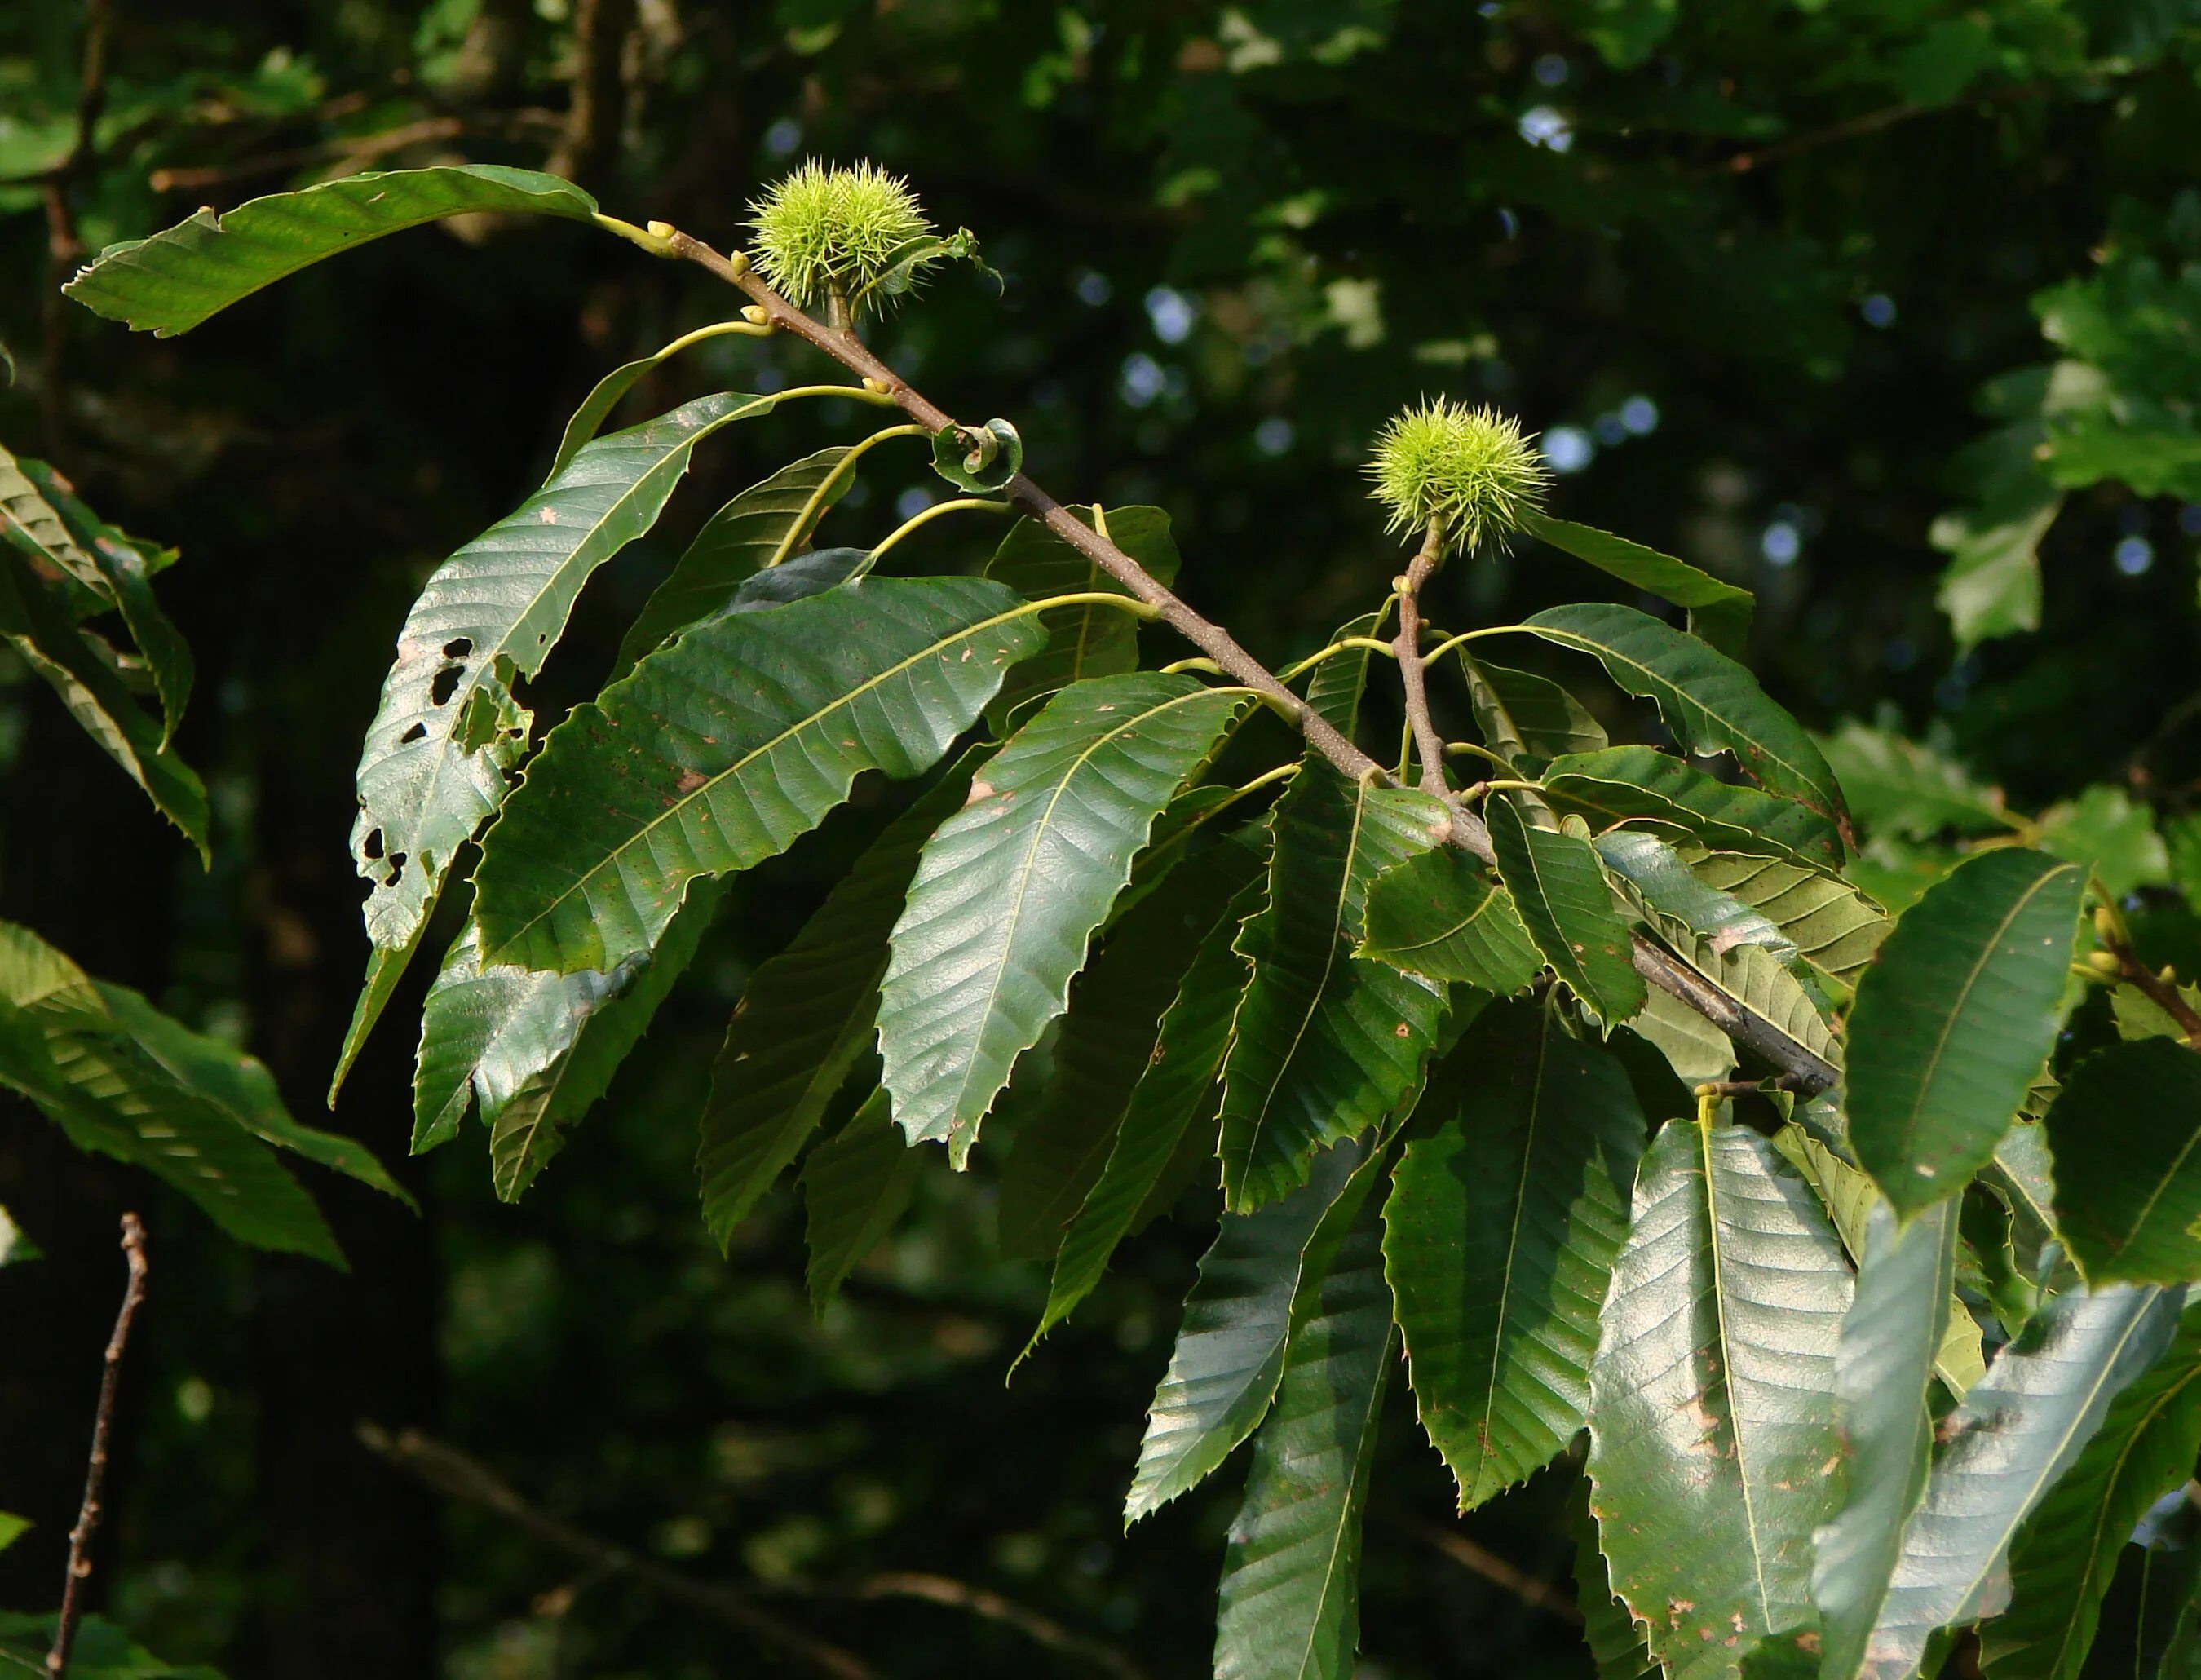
[674,768,706,795]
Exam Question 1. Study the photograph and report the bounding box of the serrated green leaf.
[1213,1192,1394,1680]
[1814,1198,1960,1680]
[1682,849,1889,986]
[2032,785,2169,901]
[697,755,987,1249]
[1522,509,1754,656]
[1383,1003,1646,1509]
[1848,848,2085,1218]
[1304,611,1382,741]
[1574,1488,1660,1680]
[995,837,1262,1261]
[475,576,1045,974]
[327,927,428,1105]
[1471,659,1609,771]
[1217,765,1450,1211]
[1586,1116,1852,1680]
[1486,795,1646,1020]
[1815,722,2012,842]
[982,505,1179,727]
[0,922,345,1262]
[1125,1136,1373,1524]
[1543,745,1844,872]
[2047,1039,2201,1286]
[413,885,717,1200]
[1933,482,2059,653]
[1028,871,1264,1355]
[1518,603,1850,840]
[1357,844,1542,992]
[1864,1283,2184,1680]
[801,1088,923,1313]
[64,164,598,336]
[0,541,206,858]
[1982,1299,2201,1680]
[353,390,824,989]
[610,445,856,678]
[880,673,1246,1165]
[1595,829,1793,964]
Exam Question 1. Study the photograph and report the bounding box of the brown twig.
[2109,944,2201,1051]
[361,1425,877,1680]
[47,1213,148,1680]
[1390,1514,1580,1624]
[1394,520,1452,794]
[636,222,1842,1097]
[773,1573,1147,1680]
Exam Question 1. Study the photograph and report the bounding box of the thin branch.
[47,1213,148,1680]
[41,0,111,450]
[2109,944,2201,1051]
[361,1425,877,1680]
[146,112,564,194]
[1394,519,1452,794]
[771,1575,1147,1680]
[618,216,1842,1096]
[1387,1512,1581,1625]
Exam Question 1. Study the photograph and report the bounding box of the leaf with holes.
[1981,1297,2201,1680]
[348,390,824,1048]
[1126,1137,1378,1524]
[1814,1198,1960,1680]
[983,506,1178,727]
[1213,1191,1394,1680]
[1522,510,1754,655]
[1518,603,1850,840]
[1217,764,1451,1212]
[1542,745,1843,872]
[879,673,1245,1164]
[1848,848,2084,1218]
[474,576,1045,975]
[1863,1282,2183,1680]
[801,1089,923,1314]
[1585,1117,1852,1680]
[995,837,1262,1261]
[697,756,985,1250]
[1382,1002,1646,1510]
[611,445,857,677]
[1357,844,1543,993]
[64,164,599,336]
[1485,797,1646,1022]
[2047,1038,2201,1285]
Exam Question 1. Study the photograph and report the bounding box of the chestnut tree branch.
[1393,519,1452,794]
[47,1213,147,1680]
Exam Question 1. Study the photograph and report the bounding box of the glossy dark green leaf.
[1542,745,1844,872]
[1573,1491,1660,1680]
[1383,1004,1646,1509]
[1470,660,1608,771]
[1213,1194,1394,1680]
[982,505,1179,726]
[1848,848,2085,1218]
[1125,1138,1374,1523]
[696,758,985,1250]
[1356,844,1542,993]
[64,164,598,336]
[2047,1039,2201,1286]
[474,576,1045,974]
[1814,1198,1960,1680]
[801,1089,923,1314]
[1864,1283,2183,1679]
[413,886,718,1200]
[994,837,1261,1261]
[0,541,207,859]
[880,673,1246,1165]
[1028,873,1264,1355]
[1519,603,1850,839]
[611,444,855,676]
[1217,765,1450,1211]
[1982,1298,2201,1680]
[1485,797,1646,1021]
[350,390,824,1046]
[1522,509,1754,655]
[1586,1116,1852,1680]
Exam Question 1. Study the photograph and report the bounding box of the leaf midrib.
[1472,1019,1553,1500]
[1699,1121,1778,1633]
[490,596,1032,964]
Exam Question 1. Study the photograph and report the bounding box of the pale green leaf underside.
[1543,745,1843,873]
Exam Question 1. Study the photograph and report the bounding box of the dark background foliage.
[3,1,2197,1674]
